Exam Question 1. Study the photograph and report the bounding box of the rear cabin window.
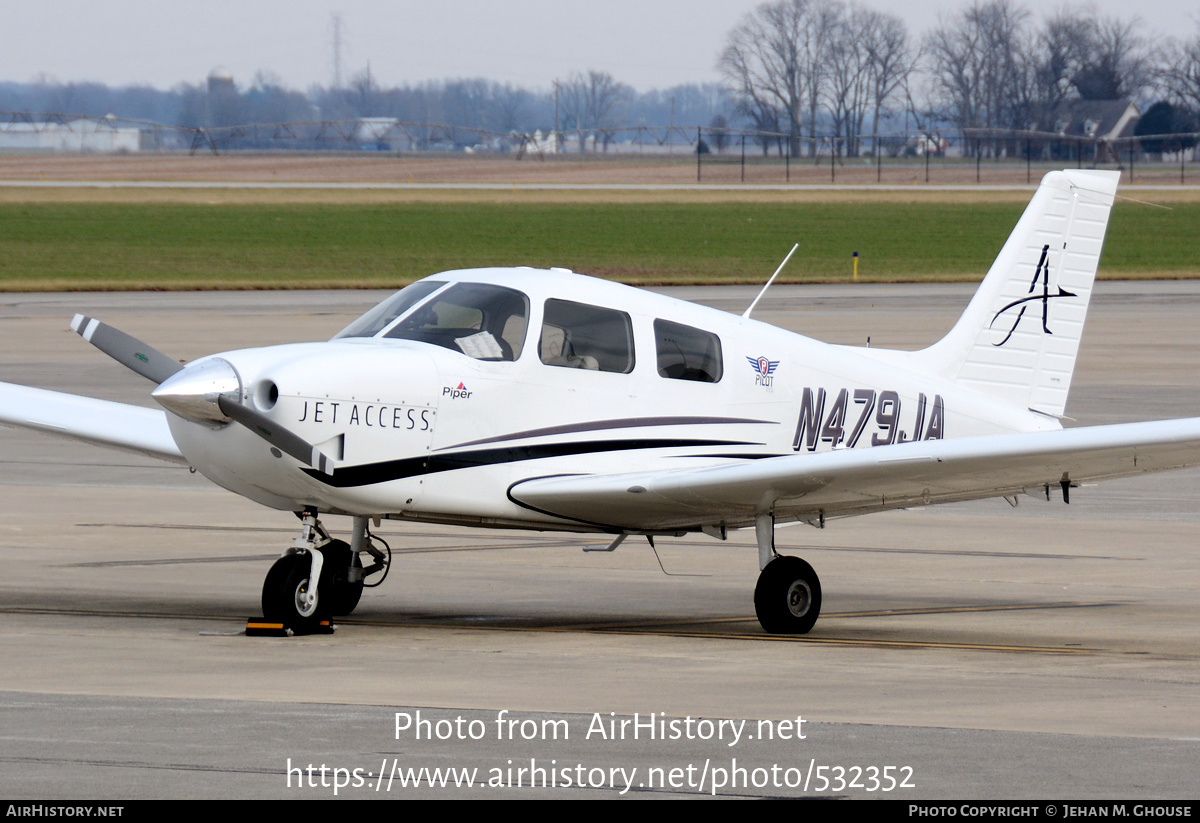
[539,299,634,374]
[383,282,529,361]
[654,319,723,383]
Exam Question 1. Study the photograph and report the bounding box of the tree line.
[724,0,1200,158]
[3,0,1199,155]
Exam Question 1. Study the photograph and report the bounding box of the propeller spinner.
[72,315,334,475]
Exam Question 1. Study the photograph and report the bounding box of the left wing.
[0,381,185,464]
[508,418,1200,531]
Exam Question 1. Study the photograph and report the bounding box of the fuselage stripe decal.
[441,416,777,450]
[304,438,760,488]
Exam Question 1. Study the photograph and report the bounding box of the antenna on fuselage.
[742,243,799,320]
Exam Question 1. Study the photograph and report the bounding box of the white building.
[0,119,142,153]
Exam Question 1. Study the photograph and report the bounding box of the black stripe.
[304,438,759,488]
[443,415,777,449]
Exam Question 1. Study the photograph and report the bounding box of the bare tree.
[798,1,843,152]
[708,113,730,153]
[1156,25,1200,111]
[244,72,314,123]
[559,70,631,151]
[865,12,917,156]
[441,80,491,131]
[925,0,1030,151]
[1038,10,1092,106]
[827,7,905,157]
[1072,16,1150,100]
[825,7,869,156]
[720,0,843,157]
[486,83,531,133]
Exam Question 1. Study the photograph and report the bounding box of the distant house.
[1050,99,1140,162]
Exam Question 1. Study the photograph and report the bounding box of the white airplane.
[3,169,1199,635]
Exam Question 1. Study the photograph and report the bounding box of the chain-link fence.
[2,112,1196,185]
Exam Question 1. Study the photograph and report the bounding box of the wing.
[508,418,1200,531]
[0,381,185,464]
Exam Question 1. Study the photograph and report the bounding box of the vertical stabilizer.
[914,170,1120,418]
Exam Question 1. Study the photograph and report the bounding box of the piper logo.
[443,382,473,399]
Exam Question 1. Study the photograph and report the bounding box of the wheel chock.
[245,618,335,637]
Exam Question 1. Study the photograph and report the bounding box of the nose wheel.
[260,509,385,633]
[262,552,328,632]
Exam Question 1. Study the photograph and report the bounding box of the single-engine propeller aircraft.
[3,169,1199,635]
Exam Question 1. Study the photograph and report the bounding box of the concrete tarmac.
[1,284,1199,799]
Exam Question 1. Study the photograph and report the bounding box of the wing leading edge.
[508,419,1200,531]
[0,381,185,464]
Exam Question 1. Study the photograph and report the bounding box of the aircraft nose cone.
[152,357,243,425]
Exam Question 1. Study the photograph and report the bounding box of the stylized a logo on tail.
[990,244,1076,347]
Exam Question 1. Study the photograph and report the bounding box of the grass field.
[0,198,1194,290]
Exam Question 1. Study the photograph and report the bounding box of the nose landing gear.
[259,510,389,634]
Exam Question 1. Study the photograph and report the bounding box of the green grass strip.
[0,202,1193,291]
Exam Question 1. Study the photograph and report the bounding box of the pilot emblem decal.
[746,356,779,390]
[990,243,1076,347]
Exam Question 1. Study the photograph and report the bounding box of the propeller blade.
[70,314,183,385]
[216,395,335,475]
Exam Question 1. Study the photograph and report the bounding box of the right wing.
[508,418,1200,532]
[0,381,185,464]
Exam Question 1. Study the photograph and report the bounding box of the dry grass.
[1,153,1198,205]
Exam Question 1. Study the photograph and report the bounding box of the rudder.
[915,169,1120,418]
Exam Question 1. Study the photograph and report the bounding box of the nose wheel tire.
[754,555,822,634]
[262,553,327,633]
[261,540,364,632]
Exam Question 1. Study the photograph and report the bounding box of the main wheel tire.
[754,555,822,634]
[261,553,328,633]
[321,539,364,616]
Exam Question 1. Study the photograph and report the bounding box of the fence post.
[876,140,881,182]
[1026,137,1031,185]
[976,137,981,183]
[786,139,790,183]
[1129,140,1135,182]
[697,126,702,183]
[831,138,836,183]
[925,144,929,183]
[741,135,745,182]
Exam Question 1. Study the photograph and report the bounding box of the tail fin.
[915,169,1120,418]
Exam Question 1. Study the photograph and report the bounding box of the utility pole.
[330,12,345,89]
[669,96,675,156]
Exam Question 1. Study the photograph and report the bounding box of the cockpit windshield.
[333,281,446,340]
[384,282,529,361]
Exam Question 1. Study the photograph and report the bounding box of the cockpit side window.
[384,282,529,362]
[654,319,723,383]
[539,299,634,373]
[332,281,445,339]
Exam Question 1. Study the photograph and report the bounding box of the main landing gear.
[260,510,390,633]
[753,513,822,634]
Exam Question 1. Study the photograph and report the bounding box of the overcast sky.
[3,0,1198,93]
